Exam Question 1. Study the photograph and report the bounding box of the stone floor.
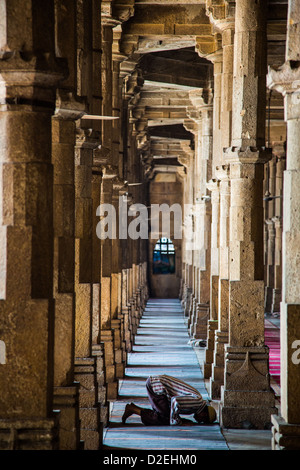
[103,298,276,451]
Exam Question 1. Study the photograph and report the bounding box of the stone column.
[267,0,300,449]
[194,48,222,370]
[205,5,235,400]
[220,0,277,428]
[178,142,194,321]
[70,0,105,449]
[74,126,102,450]
[264,156,277,313]
[181,119,198,335]
[52,113,80,450]
[100,173,118,401]
[99,4,125,401]
[0,0,62,449]
[272,216,283,314]
[111,181,126,380]
[91,166,110,429]
[272,154,285,314]
[198,103,213,307]
[265,218,276,313]
[111,32,132,370]
[190,58,217,366]
[210,165,231,398]
[207,48,223,174]
[51,0,87,449]
[204,179,220,378]
[188,90,213,340]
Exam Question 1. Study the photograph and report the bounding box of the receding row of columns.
[0,0,148,450]
[181,0,300,449]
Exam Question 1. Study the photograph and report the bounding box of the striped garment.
[149,374,207,425]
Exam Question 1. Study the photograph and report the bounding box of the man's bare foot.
[122,403,136,423]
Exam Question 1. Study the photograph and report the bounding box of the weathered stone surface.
[0,0,298,450]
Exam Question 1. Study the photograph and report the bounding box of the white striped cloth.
[149,374,206,425]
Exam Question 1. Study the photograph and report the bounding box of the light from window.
[153,238,175,274]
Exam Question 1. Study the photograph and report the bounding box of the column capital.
[206,0,235,34]
[267,62,300,121]
[112,25,129,63]
[206,178,220,193]
[215,164,230,180]
[54,90,87,121]
[112,177,127,193]
[195,32,222,58]
[183,118,200,134]
[102,165,119,180]
[0,56,65,106]
[271,216,282,228]
[267,61,300,97]
[206,47,223,66]
[188,88,214,115]
[224,146,272,165]
[102,0,135,27]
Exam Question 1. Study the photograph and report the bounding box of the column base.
[0,413,60,450]
[53,384,81,450]
[220,393,277,429]
[188,296,197,333]
[122,305,133,352]
[184,287,193,319]
[192,303,209,340]
[271,288,281,314]
[209,330,228,399]
[220,346,277,429]
[204,320,218,379]
[265,286,274,313]
[74,358,102,450]
[111,319,126,379]
[210,365,226,399]
[209,376,221,400]
[101,330,118,401]
[271,415,300,450]
[92,344,109,427]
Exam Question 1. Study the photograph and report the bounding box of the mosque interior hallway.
[103,298,280,451]
[0,0,300,453]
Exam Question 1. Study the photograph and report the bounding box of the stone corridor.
[1,0,300,453]
[103,299,273,451]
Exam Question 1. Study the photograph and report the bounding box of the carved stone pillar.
[52,113,80,450]
[272,154,286,314]
[210,165,230,399]
[205,3,235,399]
[74,128,102,450]
[188,90,214,315]
[99,5,123,402]
[91,166,111,428]
[100,173,118,401]
[188,73,215,372]
[50,0,92,449]
[111,181,127,379]
[265,219,276,313]
[272,216,283,314]
[267,0,300,449]
[264,156,277,313]
[204,179,220,378]
[0,0,63,449]
[220,0,277,428]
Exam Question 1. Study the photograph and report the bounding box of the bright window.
[153,237,175,274]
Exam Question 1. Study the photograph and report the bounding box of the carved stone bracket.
[224,145,272,165]
[267,61,300,97]
[206,0,235,33]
